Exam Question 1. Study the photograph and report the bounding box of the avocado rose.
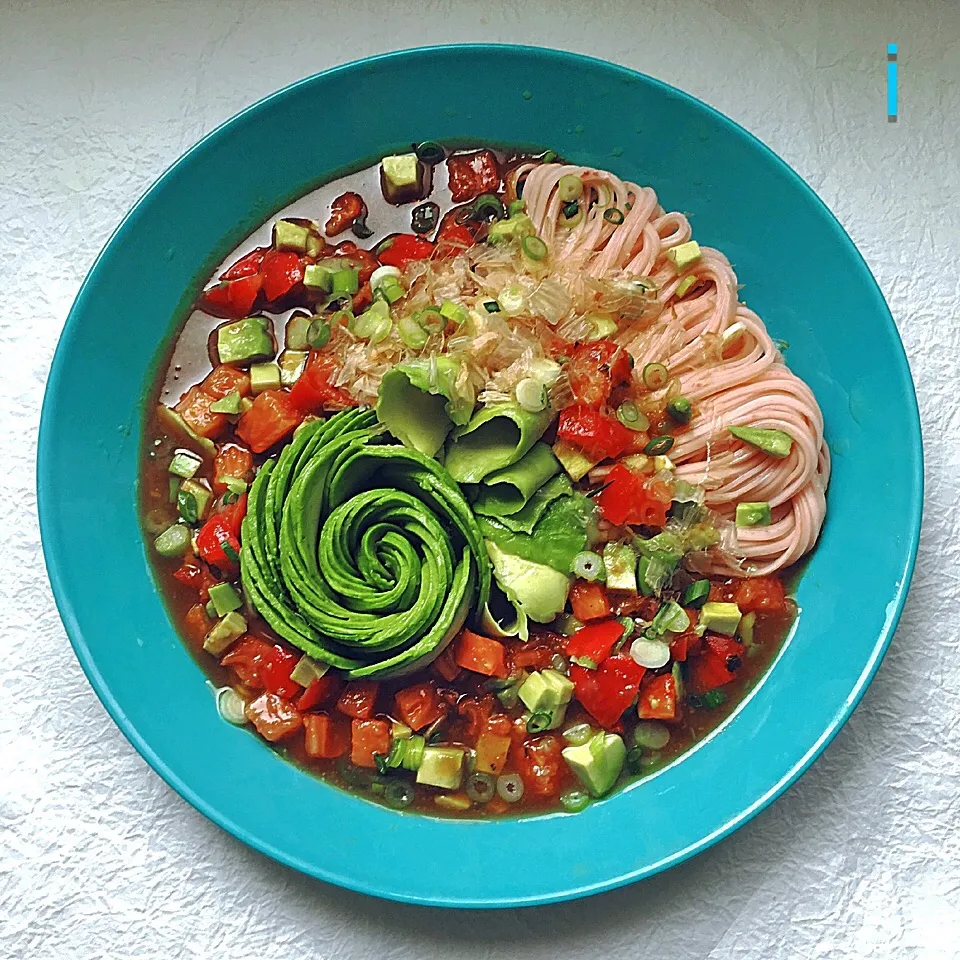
[240,408,490,679]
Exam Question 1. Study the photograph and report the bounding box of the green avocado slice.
[485,541,571,624]
[376,357,474,457]
[240,411,489,679]
[471,442,560,518]
[444,402,553,484]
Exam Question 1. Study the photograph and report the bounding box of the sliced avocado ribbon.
[240,409,490,679]
[444,401,553,483]
[471,442,560,518]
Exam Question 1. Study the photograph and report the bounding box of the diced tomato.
[564,619,624,665]
[336,680,380,720]
[221,635,276,689]
[261,645,301,699]
[511,634,560,671]
[457,695,496,742]
[734,576,787,614]
[244,693,302,742]
[325,191,366,237]
[705,634,743,662]
[295,672,343,711]
[236,389,302,453]
[350,718,391,768]
[475,731,512,775]
[453,630,508,678]
[556,404,634,461]
[597,463,671,528]
[446,150,501,203]
[202,365,250,399]
[567,341,634,407]
[174,386,229,440]
[638,673,679,721]
[433,223,476,259]
[260,249,305,303]
[195,495,245,571]
[669,627,701,662]
[172,555,218,600]
[688,636,742,694]
[511,734,565,798]
[183,603,213,645]
[570,655,645,729]
[394,682,445,732]
[219,246,268,281]
[199,274,263,320]
[212,443,253,494]
[304,712,350,759]
[569,581,613,622]
[432,645,461,682]
[287,350,357,412]
[351,282,372,313]
[377,233,435,270]
[330,241,378,285]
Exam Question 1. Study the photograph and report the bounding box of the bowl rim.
[37,43,923,908]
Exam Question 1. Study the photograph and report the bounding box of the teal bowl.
[37,45,922,907]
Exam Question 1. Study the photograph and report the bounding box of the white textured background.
[2,2,956,958]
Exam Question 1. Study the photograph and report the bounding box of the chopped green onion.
[496,773,525,803]
[384,737,407,769]
[647,599,690,635]
[616,401,650,432]
[351,215,373,240]
[573,550,605,582]
[353,301,392,342]
[154,523,191,557]
[644,435,674,456]
[401,735,426,772]
[633,721,670,750]
[214,686,247,726]
[736,501,772,527]
[683,579,711,608]
[561,202,583,227]
[516,377,548,412]
[418,306,445,334]
[521,235,548,261]
[642,361,669,390]
[306,317,330,349]
[526,712,552,734]
[383,780,416,809]
[168,451,202,479]
[604,207,625,224]
[625,746,645,774]
[557,174,584,202]
[553,613,583,637]
[472,193,506,221]
[221,542,240,565]
[541,149,558,163]
[483,300,501,313]
[465,771,497,803]
[563,723,594,746]
[560,789,591,813]
[329,308,354,330]
[507,199,526,216]
[773,338,790,352]
[415,141,445,164]
[168,476,181,503]
[570,656,598,670]
[695,689,727,710]
[177,489,199,524]
[615,617,635,643]
[411,201,439,234]
[629,636,671,669]
[330,268,359,296]
[440,299,468,324]
[497,284,526,315]
[666,396,692,424]
[398,314,428,350]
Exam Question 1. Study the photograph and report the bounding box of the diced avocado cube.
[285,314,312,350]
[488,212,536,245]
[179,478,212,522]
[273,218,311,253]
[305,232,323,258]
[562,731,626,797]
[585,314,619,341]
[653,455,675,472]
[202,611,247,655]
[603,543,638,592]
[168,450,202,479]
[208,582,243,617]
[552,441,599,482]
[216,316,274,366]
[303,264,335,292]
[666,240,701,270]
[209,390,243,414]
[519,669,575,715]
[289,654,329,687]
[736,501,772,527]
[238,397,254,416]
[728,425,794,459]
[224,477,247,495]
[249,361,282,394]
[380,153,426,204]
[699,601,742,636]
[415,745,465,790]
[675,274,698,297]
[278,350,308,387]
